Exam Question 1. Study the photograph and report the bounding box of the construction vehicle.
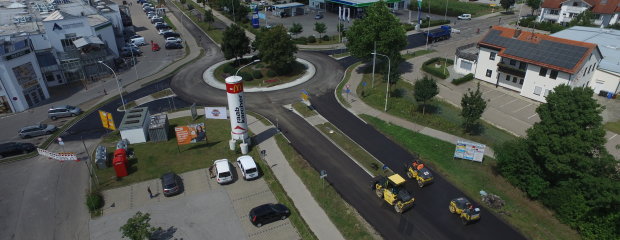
[371,174,415,213]
[449,197,481,225]
[424,25,451,43]
[404,160,434,188]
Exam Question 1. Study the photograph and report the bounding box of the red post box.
[113,149,128,178]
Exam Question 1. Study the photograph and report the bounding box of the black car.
[160,172,182,197]
[249,203,290,227]
[155,24,170,30]
[0,142,36,158]
[162,32,180,39]
[165,42,183,49]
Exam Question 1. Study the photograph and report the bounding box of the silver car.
[48,105,82,120]
[19,124,57,139]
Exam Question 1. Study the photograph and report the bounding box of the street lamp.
[235,59,260,77]
[98,61,126,111]
[371,53,390,112]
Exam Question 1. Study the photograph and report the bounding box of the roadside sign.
[57,137,64,146]
[301,90,309,101]
[37,148,78,161]
[98,110,116,130]
[320,170,327,179]
[362,81,367,87]
[453,140,485,162]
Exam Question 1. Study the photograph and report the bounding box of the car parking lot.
[91,167,299,240]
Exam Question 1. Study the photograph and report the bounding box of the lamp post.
[371,53,390,112]
[98,61,126,111]
[235,59,260,77]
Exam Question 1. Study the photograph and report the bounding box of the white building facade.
[538,0,620,27]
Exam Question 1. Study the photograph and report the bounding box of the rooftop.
[325,0,401,7]
[119,107,149,130]
[479,26,599,74]
[551,26,620,74]
[541,0,620,14]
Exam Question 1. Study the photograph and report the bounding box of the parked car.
[147,13,157,19]
[48,105,82,120]
[214,159,233,184]
[18,124,57,139]
[129,35,146,46]
[0,142,36,158]
[155,23,170,30]
[249,203,290,227]
[120,47,142,57]
[162,32,180,38]
[151,17,163,24]
[236,155,259,180]
[314,13,323,20]
[165,37,182,44]
[124,42,139,49]
[165,42,183,49]
[457,14,472,20]
[161,172,183,197]
[158,29,173,35]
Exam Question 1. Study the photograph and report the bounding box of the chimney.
[513,29,522,38]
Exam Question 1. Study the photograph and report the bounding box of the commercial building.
[456,26,602,102]
[309,0,408,18]
[538,0,620,27]
[551,26,620,95]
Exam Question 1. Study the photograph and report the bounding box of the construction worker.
[417,163,424,171]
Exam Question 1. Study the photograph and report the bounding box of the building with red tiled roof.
[455,26,602,102]
[538,0,620,26]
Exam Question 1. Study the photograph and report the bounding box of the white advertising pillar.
[225,76,250,145]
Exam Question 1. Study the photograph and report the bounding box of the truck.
[424,25,451,43]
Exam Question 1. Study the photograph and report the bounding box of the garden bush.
[187,4,193,10]
[307,36,316,43]
[422,57,453,79]
[322,35,330,41]
[518,16,566,33]
[401,23,415,31]
[239,71,253,81]
[180,0,186,3]
[452,73,474,85]
[267,69,277,78]
[252,70,263,79]
[222,64,235,74]
[86,192,103,211]
[293,37,308,44]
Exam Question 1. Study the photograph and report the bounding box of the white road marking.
[513,103,532,113]
[499,99,517,108]
[608,134,617,141]
[528,113,538,119]
[489,93,506,102]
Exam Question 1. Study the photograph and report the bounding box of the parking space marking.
[489,92,507,102]
[609,134,617,141]
[499,99,517,108]
[528,113,538,119]
[482,89,496,95]
[513,103,532,113]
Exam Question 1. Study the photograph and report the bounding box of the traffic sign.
[99,110,116,130]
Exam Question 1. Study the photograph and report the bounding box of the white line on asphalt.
[482,89,495,94]
[609,134,618,141]
[527,113,538,119]
[499,99,518,108]
[490,93,506,101]
[513,103,532,113]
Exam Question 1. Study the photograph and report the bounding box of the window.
[550,10,559,15]
[550,70,558,79]
[505,75,511,81]
[519,62,526,70]
[509,59,516,66]
[534,86,542,95]
[544,89,551,97]
[583,70,586,77]
[572,2,578,6]
[486,69,492,77]
[512,77,517,83]
[519,78,524,85]
[489,52,496,60]
[539,67,547,76]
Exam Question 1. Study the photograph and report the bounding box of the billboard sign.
[205,107,228,119]
[174,123,206,145]
[453,140,485,162]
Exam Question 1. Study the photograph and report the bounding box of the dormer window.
[572,2,578,6]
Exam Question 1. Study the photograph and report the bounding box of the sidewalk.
[166,109,345,240]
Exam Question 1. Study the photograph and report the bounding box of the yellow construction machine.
[371,174,415,213]
[449,197,481,225]
[404,160,434,188]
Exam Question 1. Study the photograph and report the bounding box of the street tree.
[568,10,594,27]
[346,1,406,82]
[460,83,487,133]
[203,9,214,23]
[120,211,158,240]
[254,25,298,73]
[413,77,438,115]
[499,0,515,12]
[525,0,541,15]
[289,23,303,36]
[222,24,251,65]
[218,0,249,22]
[314,22,327,39]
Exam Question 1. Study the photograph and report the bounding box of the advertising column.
[225,76,250,149]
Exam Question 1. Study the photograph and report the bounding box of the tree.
[314,22,326,40]
[203,9,214,23]
[218,0,249,22]
[460,83,487,133]
[568,10,594,27]
[346,1,406,82]
[120,211,158,240]
[254,25,298,73]
[499,0,515,12]
[525,0,541,15]
[496,138,549,198]
[222,24,251,65]
[413,77,438,115]
[289,23,303,36]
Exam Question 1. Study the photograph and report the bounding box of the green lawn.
[171,1,224,44]
[337,62,362,108]
[274,134,377,240]
[331,52,351,59]
[163,16,176,30]
[213,61,307,88]
[605,120,620,134]
[412,0,497,17]
[357,72,515,147]
[361,115,580,240]
[292,101,317,117]
[403,49,435,60]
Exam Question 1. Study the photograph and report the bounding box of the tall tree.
[314,22,326,39]
[460,83,487,133]
[568,10,594,27]
[525,0,541,15]
[203,9,214,23]
[496,138,549,198]
[254,25,298,73]
[346,1,406,81]
[289,23,303,36]
[413,77,438,115]
[120,211,157,240]
[499,0,515,12]
[222,24,251,65]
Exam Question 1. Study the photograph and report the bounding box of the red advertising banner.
[226,82,243,93]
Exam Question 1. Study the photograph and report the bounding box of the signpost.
[453,140,486,162]
[98,110,116,130]
[190,103,198,120]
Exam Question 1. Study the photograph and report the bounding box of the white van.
[214,159,233,184]
[236,155,259,180]
[129,35,145,46]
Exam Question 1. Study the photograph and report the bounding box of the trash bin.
[607,92,614,99]
[95,145,108,169]
[116,139,129,151]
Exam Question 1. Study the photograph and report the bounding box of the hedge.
[452,73,474,85]
[422,57,454,79]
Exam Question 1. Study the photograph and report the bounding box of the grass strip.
[163,15,176,30]
[403,49,435,60]
[360,114,580,240]
[274,134,378,240]
[331,52,350,59]
[292,101,317,117]
[336,62,363,108]
[605,120,620,135]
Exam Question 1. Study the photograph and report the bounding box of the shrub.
[452,73,474,85]
[252,70,263,79]
[401,23,415,31]
[179,0,186,3]
[239,71,253,81]
[421,57,453,79]
[293,37,307,44]
[267,69,277,77]
[322,35,330,41]
[223,64,235,74]
[86,192,103,211]
[187,4,193,10]
[307,36,316,43]
[518,16,566,33]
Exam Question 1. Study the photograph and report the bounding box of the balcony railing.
[497,62,526,78]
